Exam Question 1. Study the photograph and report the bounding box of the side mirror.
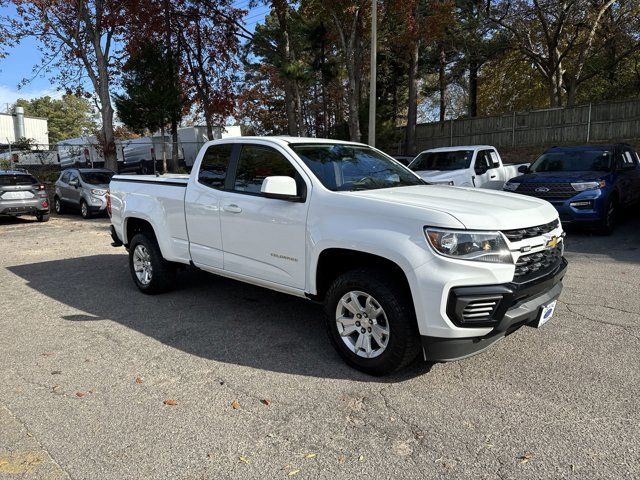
[518,165,529,174]
[261,176,304,202]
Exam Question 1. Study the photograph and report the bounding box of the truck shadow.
[8,255,431,382]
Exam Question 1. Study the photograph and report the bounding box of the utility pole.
[368,0,377,147]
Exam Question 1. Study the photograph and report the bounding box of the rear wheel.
[128,232,176,294]
[324,269,420,376]
[36,212,50,222]
[54,196,65,215]
[80,200,92,219]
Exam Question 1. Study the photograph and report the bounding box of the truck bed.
[109,174,191,264]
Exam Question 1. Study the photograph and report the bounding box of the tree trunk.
[205,117,214,140]
[161,125,167,174]
[404,39,419,155]
[170,119,179,172]
[100,99,117,171]
[468,58,478,117]
[439,43,446,123]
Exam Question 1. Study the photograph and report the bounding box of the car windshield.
[529,150,613,173]
[0,174,38,186]
[290,143,425,191]
[410,150,473,171]
[80,171,113,184]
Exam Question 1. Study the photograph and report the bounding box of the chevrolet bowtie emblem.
[546,236,559,248]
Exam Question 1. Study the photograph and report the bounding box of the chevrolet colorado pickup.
[108,137,567,375]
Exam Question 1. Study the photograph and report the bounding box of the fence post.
[450,118,453,146]
[512,111,516,147]
[586,103,592,143]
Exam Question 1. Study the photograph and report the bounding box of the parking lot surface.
[1,214,638,479]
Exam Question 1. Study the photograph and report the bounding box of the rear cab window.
[198,144,233,189]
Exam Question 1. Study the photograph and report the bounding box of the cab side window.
[475,151,494,173]
[61,171,71,183]
[198,144,233,189]
[234,145,297,195]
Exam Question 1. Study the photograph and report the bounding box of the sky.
[0,1,269,113]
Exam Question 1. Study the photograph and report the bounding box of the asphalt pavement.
[0,212,638,479]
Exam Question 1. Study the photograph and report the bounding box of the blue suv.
[504,144,640,234]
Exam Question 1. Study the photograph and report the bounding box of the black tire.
[139,162,150,175]
[54,196,65,215]
[128,232,176,294]
[597,196,617,235]
[324,268,421,376]
[36,212,50,222]
[80,199,92,219]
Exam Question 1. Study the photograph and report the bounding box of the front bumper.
[547,191,607,224]
[421,257,567,361]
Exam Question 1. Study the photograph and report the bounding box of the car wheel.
[139,162,150,175]
[80,200,92,219]
[128,232,176,294]
[324,268,420,376]
[598,196,617,235]
[54,196,65,215]
[36,212,50,222]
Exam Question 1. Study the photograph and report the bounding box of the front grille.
[514,246,563,280]
[502,219,559,242]
[515,182,575,200]
[461,298,500,322]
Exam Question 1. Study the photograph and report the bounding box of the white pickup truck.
[108,137,567,375]
[409,145,529,189]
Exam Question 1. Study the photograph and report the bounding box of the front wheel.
[128,233,176,294]
[324,269,420,376]
[598,196,617,235]
[54,196,65,215]
[80,200,92,219]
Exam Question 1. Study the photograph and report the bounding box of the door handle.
[490,175,497,179]
[223,203,242,214]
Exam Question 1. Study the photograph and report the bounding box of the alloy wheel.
[335,291,390,358]
[133,244,153,285]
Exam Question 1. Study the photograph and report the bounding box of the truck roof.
[216,136,367,147]
[418,145,495,154]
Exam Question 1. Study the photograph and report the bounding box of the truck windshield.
[80,171,114,184]
[290,144,424,191]
[410,150,473,171]
[529,150,613,173]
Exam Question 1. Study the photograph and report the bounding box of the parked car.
[0,169,50,222]
[108,137,567,375]
[409,145,529,189]
[54,168,114,219]
[391,155,415,166]
[504,144,640,234]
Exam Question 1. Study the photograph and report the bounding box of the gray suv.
[0,169,50,222]
[54,168,114,219]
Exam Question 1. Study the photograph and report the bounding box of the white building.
[0,107,50,147]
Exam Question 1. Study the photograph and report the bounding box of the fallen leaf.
[41,352,55,357]
[51,371,62,375]
[75,391,85,398]
[260,399,271,406]
[51,385,61,393]
[288,470,300,476]
[26,432,33,437]
[358,455,365,462]
[163,399,177,406]
[239,456,250,464]
[519,452,534,464]
[231,400,241,410]
[135,377,143,384]
[338,455,346,464]
[305,453,316,459]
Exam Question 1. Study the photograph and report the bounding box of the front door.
[185,143,234,269]
[220,143,310,289]
[473,150,495,188]
[67,171,82,206]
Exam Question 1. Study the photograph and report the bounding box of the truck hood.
[513,171,611,183]
[413,169,468,185]
[350,185,558,230]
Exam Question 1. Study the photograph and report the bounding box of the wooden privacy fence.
[409,98,640,153]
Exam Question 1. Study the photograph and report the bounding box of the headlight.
[571,180,605,192]
[503,181,519,191]
[425,228,512,263]
[91,188,107,196]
